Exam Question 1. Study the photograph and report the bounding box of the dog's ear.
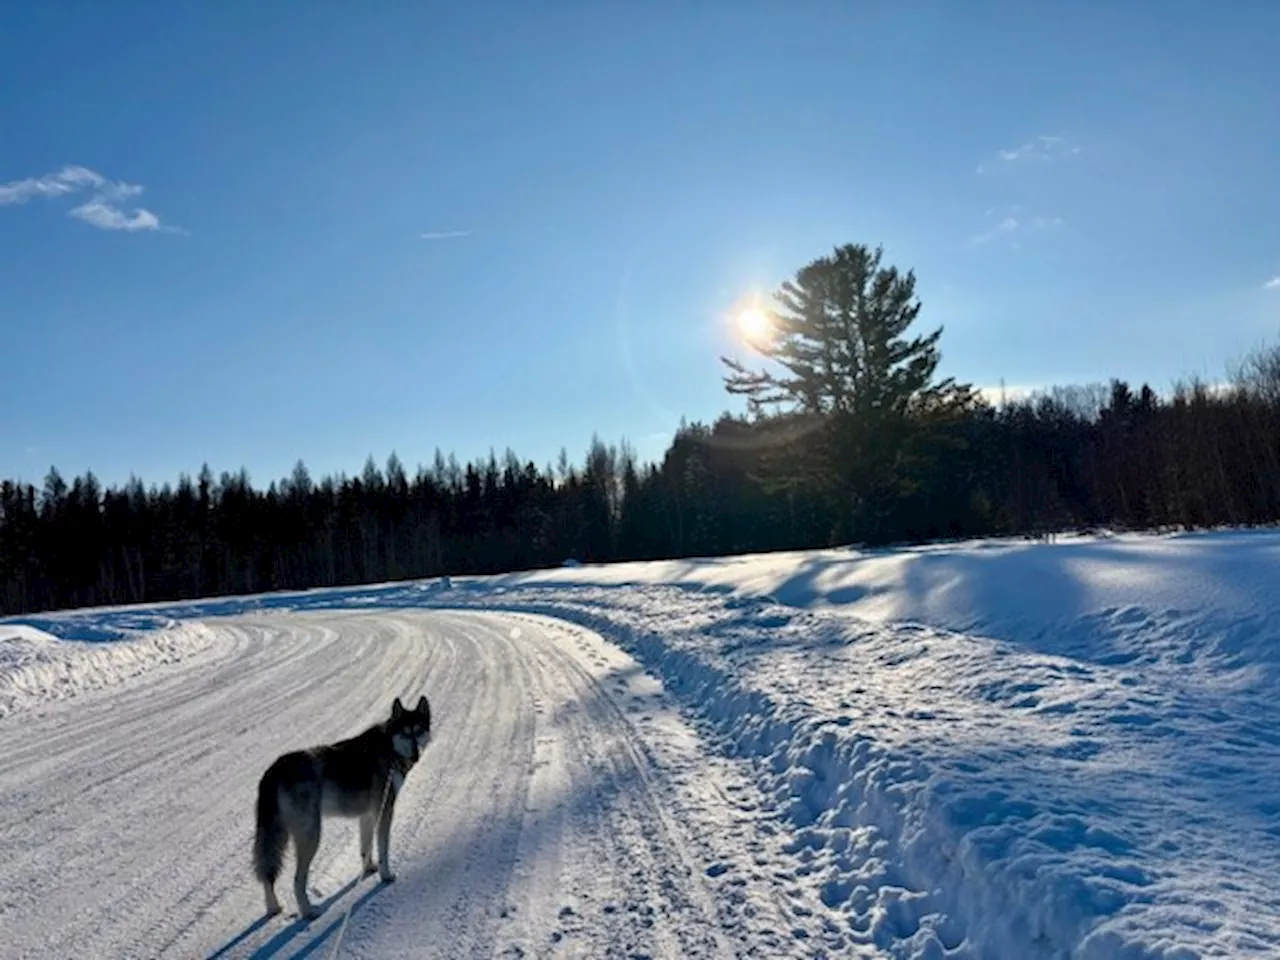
[391,697,404,719]
[417,695,430,724]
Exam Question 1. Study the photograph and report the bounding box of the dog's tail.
[253,762,287,885]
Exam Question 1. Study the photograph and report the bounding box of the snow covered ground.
[0,619,225,719]
[2,529,1278,958]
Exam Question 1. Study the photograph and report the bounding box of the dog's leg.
[263,880,282,916]
[359,813,376,876]
[293,814,322,920]
[376,799,397,883]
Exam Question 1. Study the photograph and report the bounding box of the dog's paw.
[362,862,378,877]
[379,871,396,884]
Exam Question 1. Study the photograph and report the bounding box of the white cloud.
[1265,277,1280,290]
[70,199,161,232]
[969,212,1064,247]
[977,135,1079,174]
[1031,216,1065,230]
[1000,135,1067,162]
[969,216,1020,246]
[420,230,470,241]
[0,165,102,204]
[0,164,176,233]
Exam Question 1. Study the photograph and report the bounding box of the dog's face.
[389,695,432,764]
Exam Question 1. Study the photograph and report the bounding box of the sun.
[735,305,773,345]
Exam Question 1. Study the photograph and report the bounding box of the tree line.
[4,242,1280,616]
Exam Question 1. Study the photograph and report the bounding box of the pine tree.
[722,242,976,542]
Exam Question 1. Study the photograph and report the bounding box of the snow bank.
[495,529,1280,683]
[20,529,1280,687]
[433,584,1279,958]
[0,621,224,717]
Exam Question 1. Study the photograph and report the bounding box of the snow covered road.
[7,530,1280,958]
[0,610,790,959]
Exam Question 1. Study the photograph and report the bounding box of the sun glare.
[735,306,773,345]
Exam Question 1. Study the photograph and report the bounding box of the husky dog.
[253,695,433,919]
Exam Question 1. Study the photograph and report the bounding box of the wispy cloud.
[70,199,162,232]
[969,216,1020,246]
[968,212,1064,247]
[420,230,471,241]
[0,165,178,233]
[1265,276,1280,290]
[999,135,1074,162]
[977,135,1079,174]
[0,165,103,204]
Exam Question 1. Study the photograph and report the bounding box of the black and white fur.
[253,695,433,919]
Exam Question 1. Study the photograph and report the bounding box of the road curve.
[0,610,753,959]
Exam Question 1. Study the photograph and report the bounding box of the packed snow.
[0,619,224,718]
[2,528,1277,957]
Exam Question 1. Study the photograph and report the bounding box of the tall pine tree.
[722,242,977,542]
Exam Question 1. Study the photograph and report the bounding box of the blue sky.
[2,1,1278,489]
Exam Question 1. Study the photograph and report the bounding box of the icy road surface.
[0,610,803,959]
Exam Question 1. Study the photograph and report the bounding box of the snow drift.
[0,620,224,717]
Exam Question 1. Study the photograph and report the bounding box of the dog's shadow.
[206,875,390,960]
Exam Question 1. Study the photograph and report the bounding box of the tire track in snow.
[0,610,785,959]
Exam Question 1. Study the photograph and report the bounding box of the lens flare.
[735,306,773,344]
